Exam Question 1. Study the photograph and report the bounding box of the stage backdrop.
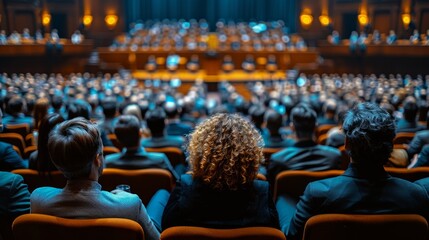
[125,0,298,32]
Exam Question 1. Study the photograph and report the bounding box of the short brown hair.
[48,117,102,179]
[187,113,264,191]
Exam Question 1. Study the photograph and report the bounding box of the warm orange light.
[83,15,93,27]
[105,14,118,29]
[300,14,313,27]
[319,15,330,26]
[358,14,369,26]
[402,13,411,26]
[42,13,51,26]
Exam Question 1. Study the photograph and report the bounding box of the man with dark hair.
[282,103,429,240]
[267,104,342,183]
[262,109,295,148]
[141,108,185,149]
[99,97,118,134]
[248,103,266,132]
[67,99,91,120]
[317,98,338,125]
[3,95,33,129]
[30,118,160,240]
[397,97,425,132]
[163,101,193,136]
[106,115,179,180]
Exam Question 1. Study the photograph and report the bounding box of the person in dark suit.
[163,101,193,137]
[141,108,185,149]
[409,144,429,168]
[0,171,30,239]
[105,115,179,180]
[397,98,425,132]
[407,130,429,160]
[2,95,33,130]
[0,108,27,171]
[262,109,295,148]
[162,113,279,230]
[317,98,338,126]
[282,103,429,240]
[267,103,342,184]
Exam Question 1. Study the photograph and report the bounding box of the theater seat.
[273,170,344,201]
[99,168,174,205]
[12,213,144,240]
[303,214,428,240]
[11,169,66,192]
[160,226,286,240]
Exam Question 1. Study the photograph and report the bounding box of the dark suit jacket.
[267,140,342,184]
[141,136,185,149]
[407,130,429,158]
[105,147,179,180]
[0,142,27,171]
[412,145,429,168]
[262,132,296,149]
[162,174,280,230]
[0,171,30,239]
[284,164,429,240]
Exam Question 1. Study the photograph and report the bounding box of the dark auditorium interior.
[2,0,429,240]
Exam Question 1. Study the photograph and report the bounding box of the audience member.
[0,108,27,171]
[99,97,118,134]
[407,130,429,160]
[28,114,65,172]
[162,113,279,230]
[317,98,338,125]
[267,104,342,183]
[105,115,179,180]
[30,118,160,240]
[397,97,425,132]
[164,101,193,137]
[3,95,33,129]
[262,109,295,148]
[32,97,49,130]
[0,171,30,240]
[282,103,429,240]
[141,108,185,149]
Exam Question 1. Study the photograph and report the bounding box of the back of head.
[323,99,337,116]
[145,107,166,137]
[36,113,65,172]
[101,97,117,118]
[342,103,396,166]
[48,117,102,179]
[264,109,283,134]
[114,115,141,148]
[163,101,179,119]
[33,98,50,129]
[291,103,317,138]
[51,95,63,111]
[188,113,263,191]
[123,104,143,122]
[249,104,266,130]
[403,99,418,122]
[7,95,24,116]
[67,99,91,120]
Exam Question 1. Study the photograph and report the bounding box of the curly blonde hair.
[187,113,264,191]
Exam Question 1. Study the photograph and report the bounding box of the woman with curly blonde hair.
[161,113,279,230]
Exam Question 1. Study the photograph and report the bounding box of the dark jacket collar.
[343,163,390,180]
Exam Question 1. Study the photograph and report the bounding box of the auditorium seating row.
[10,167,429,240]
